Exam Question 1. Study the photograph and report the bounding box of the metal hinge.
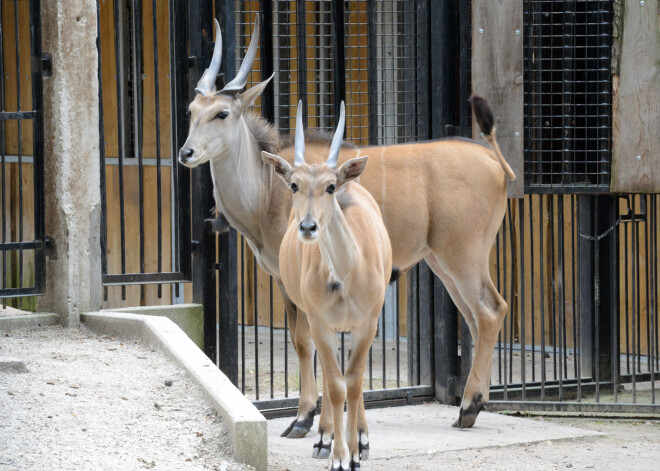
[42,54,52,77]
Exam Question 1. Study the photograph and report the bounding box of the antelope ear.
[336,156,368,187]
[262,151,293,184]
[236,74,274,113]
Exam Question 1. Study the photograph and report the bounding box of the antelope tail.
[470,95,516,182]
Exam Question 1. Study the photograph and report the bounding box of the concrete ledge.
[104,304,204,349]
[81,311,267,471]
[0,313,59,331]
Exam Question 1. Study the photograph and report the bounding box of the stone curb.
[0,313,59,331]
[81,311,267,471]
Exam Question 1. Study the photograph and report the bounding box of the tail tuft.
[470,95,494,136]
[470,95,516,182]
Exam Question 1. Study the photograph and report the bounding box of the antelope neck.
[209,117,268,255]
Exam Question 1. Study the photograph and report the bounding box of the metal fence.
[523,0,613,192]
[97,0,191,306]
[488,194,659,414]
[0,0,46,304]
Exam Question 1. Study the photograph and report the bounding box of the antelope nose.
[299,220,317,237]
[179,147,194,163]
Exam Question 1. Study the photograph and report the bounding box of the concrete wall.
[36,0,103,326]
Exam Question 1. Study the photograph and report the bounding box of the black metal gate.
[0,0,46,303]
[97,0,192,305]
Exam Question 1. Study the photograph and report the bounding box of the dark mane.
[243,111,282,154]
[243,112,358,154]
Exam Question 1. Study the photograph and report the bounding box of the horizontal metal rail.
[101,272,190,286]
[490,401,660,417]
[0,111,38,120]
[255,386,435,419]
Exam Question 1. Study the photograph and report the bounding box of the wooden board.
[611,0,660,192]
[471,0,524,198]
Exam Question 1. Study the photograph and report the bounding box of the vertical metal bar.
[218,228,238,385]
[284,303,288,397]
[539,195,546,400]
[241,237,246,393]
[396,279,400,388]
[530,195,536,382]
[189,0,216,362]
[13,0,24,292]
[571,195,578,379]
[496,232,502,385]
[258,0,274,122]
[253,256,259,400]
[558,196,565,400]
[113,0,128,299]
[549,196,557,381]
[216,0,238,386]
[645,195,651,375]
[169,0,191,280]
[631,196,637,402]
[458,0,471,135]
[30,0,45,293]
[97,0,108,297]
[151,0,163,297]
[381,306,386,389]
[295,0,307,122]
[270,276,274,399]
[625,207,631,374]
[0,0,7,295]
[502,202,508,399]
[507,200,515,386]
[519,198,526,398]
[366,0,377,144]
[651,196,658,402]
[331,0,346,125]
[130,0,145,302]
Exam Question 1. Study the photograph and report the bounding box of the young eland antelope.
[263,101,392,471]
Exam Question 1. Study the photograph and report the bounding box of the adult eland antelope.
[263,101,391,471]
[179,17,515,452]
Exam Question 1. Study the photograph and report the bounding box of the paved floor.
[267,403,602,470]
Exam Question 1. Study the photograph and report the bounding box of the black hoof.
[312,432,333,459]
[358,430,369,460]
[281,410,315,438]
[350,459,361,471]
[453,393,487,429]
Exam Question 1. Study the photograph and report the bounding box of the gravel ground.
[0,325,253,471]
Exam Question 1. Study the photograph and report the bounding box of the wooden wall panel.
[2,0,33,156]
[471,0,524,198]
[611,0,660,192]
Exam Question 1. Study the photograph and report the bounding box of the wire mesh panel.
[523,0,613,193]
[97,0,190,307]
[0,0,46,304]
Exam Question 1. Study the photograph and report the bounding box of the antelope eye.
[326,183,336,194]
[215,110,229,120]
[290,182,299,193]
